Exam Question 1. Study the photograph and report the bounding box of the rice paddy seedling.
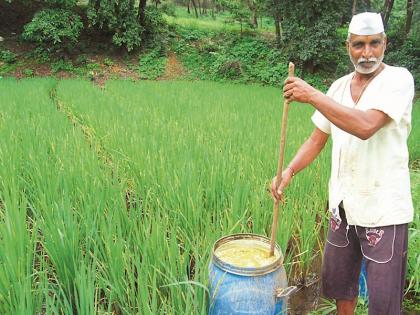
[56,80,330,281]
[0,78,418,313]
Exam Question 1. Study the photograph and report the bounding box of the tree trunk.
[405,0,414,36]
[352,0,357,15]
[247,0,258,28]
[364,0,371,10]
[190,0,199,17]
[273,0,281,48]
[382,0,394,29]
[187,2,190,14]
[203,0,208,14]
[197,0,202,15]
[138,0,147,27]
[253,12,258,28]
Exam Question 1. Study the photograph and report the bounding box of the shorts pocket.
[326,215,349,247]
[355,225,395,263]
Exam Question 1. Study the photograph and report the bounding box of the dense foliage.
[1,0,417,84]
[22,9,83,52]
[172,27,335,91]
[383,9,420,87]
[280,0,342,74]
[87,0,144,51]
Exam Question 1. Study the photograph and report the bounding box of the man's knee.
[336,298,357,315]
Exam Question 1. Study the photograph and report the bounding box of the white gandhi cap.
[348,12,384,35]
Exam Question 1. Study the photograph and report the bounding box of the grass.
[0,78,418,313]
[164,5,275,34]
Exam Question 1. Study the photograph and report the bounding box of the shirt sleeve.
[310,81,339,135]
[311,110,331,134]
[370,69,414,124]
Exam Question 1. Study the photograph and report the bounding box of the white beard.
[350,53,384,74]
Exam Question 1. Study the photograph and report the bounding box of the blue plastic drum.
[208,234,294,315]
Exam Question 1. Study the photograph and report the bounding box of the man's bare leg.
[337,298,357,315]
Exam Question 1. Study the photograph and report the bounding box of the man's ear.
[383,36,387,52]
[345,40,350,53]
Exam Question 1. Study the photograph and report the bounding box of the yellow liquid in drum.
[214,239,279,268]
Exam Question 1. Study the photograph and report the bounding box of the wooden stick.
[269,62,295,256]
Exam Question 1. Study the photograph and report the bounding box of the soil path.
[158,51,185,80]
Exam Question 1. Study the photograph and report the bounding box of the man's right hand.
[270,168,294,202]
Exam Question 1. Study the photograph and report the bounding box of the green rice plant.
[406,170,420,294]
[310,297,369,315]
[56,80,331,290]
[0,79,56,314]
[1,78,418,314]
[0,78,130,313]
[408,101,420,167]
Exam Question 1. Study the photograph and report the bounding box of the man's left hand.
[283,77,321,104]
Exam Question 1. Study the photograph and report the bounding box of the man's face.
[346,33,387,74]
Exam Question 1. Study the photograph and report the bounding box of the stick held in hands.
[269,62,295,256]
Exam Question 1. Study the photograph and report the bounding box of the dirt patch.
[158,51,185,80]
[289,280,322,314]
[89,61,140,87]
[288,252,323,314]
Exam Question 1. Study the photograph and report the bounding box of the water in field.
[214,239,280,268]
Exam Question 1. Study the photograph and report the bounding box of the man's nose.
[362,44,373,58]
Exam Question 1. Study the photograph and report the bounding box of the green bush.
[51,59,74,73]
[0,50,17,64]
[103,57,114,67]
[138,49,167,79]
[385,36,419,88]
[112,16,142,52]
[143,6,170,51]
[174,33,292,86]
[22,9,83,52]
[281,1,343,74]
[23,69,34,77]
[75,54,88,65]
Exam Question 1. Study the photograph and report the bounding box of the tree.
[190,0,199,17]
[229,1,250,33]
[405,0,414,36]
[280,0,342,74]
[382,0,395,28]
[245,0,258,28]
[86,0,167,51]
[272,0,281,48]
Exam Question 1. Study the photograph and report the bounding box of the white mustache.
[357,57,378,65]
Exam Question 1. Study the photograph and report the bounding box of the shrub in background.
[22,9,83,52]
[0,50,17,64]
[138,49,167,79]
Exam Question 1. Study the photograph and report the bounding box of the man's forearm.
[309,91,377,140]
[288,132,327,175]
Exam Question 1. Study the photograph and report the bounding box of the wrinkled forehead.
[348,33,385,43]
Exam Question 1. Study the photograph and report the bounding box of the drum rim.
[211,233,284,276]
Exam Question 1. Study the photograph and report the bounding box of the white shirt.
[312,64,415,227]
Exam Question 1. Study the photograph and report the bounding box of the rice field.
[0,78,418,314]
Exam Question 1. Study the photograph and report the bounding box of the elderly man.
[271,12,414,315]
